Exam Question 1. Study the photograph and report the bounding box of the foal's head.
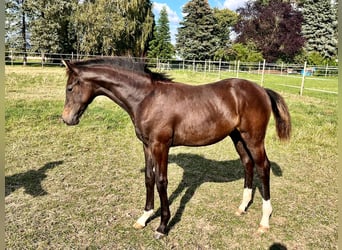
[61,60,95,125]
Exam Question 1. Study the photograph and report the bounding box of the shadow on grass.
[269,242,288,249]
[148,153,282,234]
[5,160,64,197]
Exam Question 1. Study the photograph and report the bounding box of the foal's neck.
[90,67,154,120]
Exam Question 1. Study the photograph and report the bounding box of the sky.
[151,0,249,44]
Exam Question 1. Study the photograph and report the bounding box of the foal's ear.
[62,60,72,70]
[62,60,79,75]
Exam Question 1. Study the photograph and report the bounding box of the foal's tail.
[265,88,291,141]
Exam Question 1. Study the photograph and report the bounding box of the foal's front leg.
[133,145,155,229]
[133,142,171,239]
[152,142,170,239]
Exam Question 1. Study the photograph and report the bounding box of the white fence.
[5,51,338,77]
[5,51,338,95]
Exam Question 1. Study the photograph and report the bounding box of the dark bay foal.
[61,58,291,239]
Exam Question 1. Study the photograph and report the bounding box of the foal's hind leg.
[254,149,272,233]
[246,140,273,233]
[230,130,254,216]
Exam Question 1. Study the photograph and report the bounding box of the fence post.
[218,59,222,79]
[325,63,329,77]
[281,62,284,75]
[204,60,207,77]
[261,59,266,86]
[41,52,44,67]
[193,59,195,72]
[236,60,240,78]
[10,50,13,66]
[300,61,307,96]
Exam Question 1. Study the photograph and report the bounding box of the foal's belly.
[172,118,235,146]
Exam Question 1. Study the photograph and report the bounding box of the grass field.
[5,66,338,249]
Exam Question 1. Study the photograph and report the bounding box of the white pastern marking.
[238,188,252,212]
[260,199,273,228]
[136,209,154,227]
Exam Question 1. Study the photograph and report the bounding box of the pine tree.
[176,0,218,60]
[301,0,337,60]
[148,6,174,59]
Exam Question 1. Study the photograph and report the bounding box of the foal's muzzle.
[61,116,79,126]
[61,108,80,126]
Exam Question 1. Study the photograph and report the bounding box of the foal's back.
[136,78,271,147]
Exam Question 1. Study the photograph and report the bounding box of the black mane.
[71,57,172,81]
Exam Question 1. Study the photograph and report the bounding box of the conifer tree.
[176,0,218,60]
[148,6,174,59]
[301,0,337,60]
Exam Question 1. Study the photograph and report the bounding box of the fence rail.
[5,51,338,95]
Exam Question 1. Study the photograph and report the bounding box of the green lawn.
[5,66,338,249]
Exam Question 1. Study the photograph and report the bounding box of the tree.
[212,8,238,60]
[234,0,305,62]
[73,0,154,56]
[176,0,218,60]
[5,0,29,63]
[26,0,78,54]
[148,6,174,59]
[227,42,263,62]
[212,8,237,49]
[73,0,124,55]
[301,0,337,60]
[115,0,154,56]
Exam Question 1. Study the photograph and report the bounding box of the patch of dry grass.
[5,66,337,249]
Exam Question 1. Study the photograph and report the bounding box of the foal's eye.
[67,80,78,92]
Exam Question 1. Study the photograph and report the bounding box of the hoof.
[257,225,269,234]
[133,222,145,230]
[154,231,166,240]
[235,209,246,216]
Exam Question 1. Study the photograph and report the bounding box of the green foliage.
[26,0,78,53]
[73,0,124,55]
[73,0,154,56]
[5,0,154,56]
[212,8,238,60]
[294,50,338,66]
[176,0,218,60]
[5,0,27,51]
[307,51,328,65]
[301,0,338,60]
[148,6,175,59]
[227,43,263,62]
